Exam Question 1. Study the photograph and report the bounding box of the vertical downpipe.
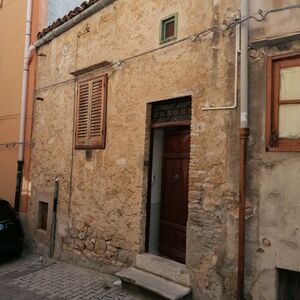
[50,178,59,258]
[237,0,249,299]
[14,0,33,212]
[237,127,249,299]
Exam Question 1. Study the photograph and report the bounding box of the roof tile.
[37,0,102,40]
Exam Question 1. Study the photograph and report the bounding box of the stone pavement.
[0,255,162,300]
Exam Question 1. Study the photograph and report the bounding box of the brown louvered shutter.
[89,75,107,147]
[76,82,89,146]
[75,74,107,149]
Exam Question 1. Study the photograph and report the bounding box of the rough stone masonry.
[27,0,241,299]
[27,0,300,299]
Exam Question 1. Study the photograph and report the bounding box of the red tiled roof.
[37,0,102,39]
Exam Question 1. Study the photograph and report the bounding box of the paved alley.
[0,255,160,300]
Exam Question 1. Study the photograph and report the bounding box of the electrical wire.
[119,36,191,65]
[0,142,30,148]
[35,78,75,93]
[35,3,300,93]
[226,4,300,29]
[0,113,33,120]
[194,4,300,39]
[1,4,298,147]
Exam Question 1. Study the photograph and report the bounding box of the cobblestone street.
[0,255,159,300]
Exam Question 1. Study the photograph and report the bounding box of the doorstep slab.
[116,267,191,300]
[135,253,190,287]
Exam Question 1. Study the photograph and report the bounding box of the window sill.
[160,36,177,45]
[267,147,300,152]
[266,144,300,152]
[75,145,105,150]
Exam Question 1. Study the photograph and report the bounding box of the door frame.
[145,119,191,255]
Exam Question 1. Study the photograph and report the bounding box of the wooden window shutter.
[75,74,107,149]
[76,82,89,146]
[89,75,107,147]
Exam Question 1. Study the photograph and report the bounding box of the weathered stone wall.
[246,2,300,299]
[250,0,300,41]
[29,0,242,298]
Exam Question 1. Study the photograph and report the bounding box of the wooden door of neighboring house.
[159,127,190,263]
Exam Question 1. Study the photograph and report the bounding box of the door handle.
[172,174,179,183]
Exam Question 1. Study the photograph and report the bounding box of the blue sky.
[48,0,83,24]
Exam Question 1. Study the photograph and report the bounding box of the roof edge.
[34,0,115,48]
[250,30,300,48]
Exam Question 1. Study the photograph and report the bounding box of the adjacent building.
[26,0,300,299]
[246,1,300,299]
[0,0,47,212]
[0,0,82,212]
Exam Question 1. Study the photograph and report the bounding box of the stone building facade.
[27,0,300,299]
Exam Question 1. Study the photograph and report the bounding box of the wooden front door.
[159,127,190,263]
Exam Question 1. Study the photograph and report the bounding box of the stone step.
[135,253,190,287]
[116,267,191,300]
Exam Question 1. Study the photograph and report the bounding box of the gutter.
[49,178,59,258]
[14,0,34,212]
[34,0,116,48]
[237,0,249,299]
[250,30,300,48]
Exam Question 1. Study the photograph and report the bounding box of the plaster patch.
[48,137,55,145]
[116,158,126,166]
[85,161,95,171]
[58,223,68,238]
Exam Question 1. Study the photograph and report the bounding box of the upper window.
[75,74,107,149]
[160,13,178,44]
[266,53,300,151]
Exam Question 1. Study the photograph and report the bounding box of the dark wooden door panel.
[160,158,189,225]
[164,132,190,153]
[159,127,190,263]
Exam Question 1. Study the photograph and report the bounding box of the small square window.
[160,13,178,44]
[165,20,175,39]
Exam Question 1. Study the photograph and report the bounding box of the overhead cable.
[0,142,30,148]
[36,3,300,93]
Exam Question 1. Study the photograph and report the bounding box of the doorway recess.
[147,96,191,264]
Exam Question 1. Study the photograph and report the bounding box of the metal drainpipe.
[14,0,34,212]
[237,0,249,299]
[202,24,241,111]
[50,178,59,258]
